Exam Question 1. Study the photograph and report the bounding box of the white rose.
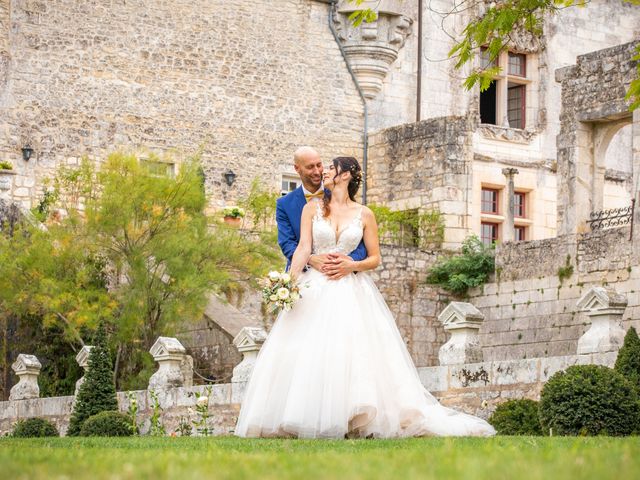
[197,396,209,407]
[269,294,278,302]
[280,273,291,283]
[268,271,281,281]
[277,287,290,300]
[290,292,300,301]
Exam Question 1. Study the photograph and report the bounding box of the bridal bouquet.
[262,271,303,313]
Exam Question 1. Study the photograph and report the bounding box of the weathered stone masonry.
[0,0,364,208]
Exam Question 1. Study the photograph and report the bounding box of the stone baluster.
[576,286,627,355]
[74,345,94,396]
[148,337,188,390]
[437,302,485,365]
[9,354,42,401]
[231,327,268,402]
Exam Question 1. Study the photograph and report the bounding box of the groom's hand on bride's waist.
[324,253,355,280]
[308,253,330,273]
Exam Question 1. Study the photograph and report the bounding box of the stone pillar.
[9,354,42,401]
[576,286,627,355]
[148,337,188,390]
[333,0,412,99]
[231,327,267,403]
[74,345,94,396]
[437,302,484,365]
[502,168,519,242]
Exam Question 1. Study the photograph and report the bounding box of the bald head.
[293,146,319,165]
[293,146,323,192]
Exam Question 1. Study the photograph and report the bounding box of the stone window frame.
[480,222,499,245]
[514,225,527,242]
[281,174,301,196]
[479,49,533,131]
[481,187,500,214]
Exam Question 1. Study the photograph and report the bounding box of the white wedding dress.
[235,202,495,438]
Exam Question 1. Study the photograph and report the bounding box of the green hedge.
[12,418,59,437]
[80,411,133,437]
[539,365,639,436]
[489,399,542,435]
[615,327,640,392]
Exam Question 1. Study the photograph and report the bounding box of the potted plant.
[222,206,245,227]
[0,161,15,196]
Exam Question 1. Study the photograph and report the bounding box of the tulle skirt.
[234,269,495,438]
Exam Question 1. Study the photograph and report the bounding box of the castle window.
[481,188,500,214]
[481,222,499,245]
[479,50,531,130]
[514,191,526,218]
[515,225,526,241]
[281,174,301,196]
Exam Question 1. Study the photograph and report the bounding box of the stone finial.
[576,286,627,354]
[148,337,188,390]
[231,327,268,401]
[333,0,413,99]
[74,345,94,396]
[9,354,42,401]
[437,302,484,365]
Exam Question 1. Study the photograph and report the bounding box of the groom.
[276,146,367,280]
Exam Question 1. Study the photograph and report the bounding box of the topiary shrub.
[67,323,118,436]
[488,399,542,435]
[539,365,639,436]
[12,418,59,437]
[614,326,640,392]
[80,411,133,437]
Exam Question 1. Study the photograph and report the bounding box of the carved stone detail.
[148,337,188,390]
[9,354,42,401]
[334,1,413,99]
[576,286,627,355]
[437,302,485,365]
[74,345,94,396]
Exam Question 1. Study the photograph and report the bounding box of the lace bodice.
[311,200,364,255]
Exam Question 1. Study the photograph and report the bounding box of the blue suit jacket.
[276,186,368,269]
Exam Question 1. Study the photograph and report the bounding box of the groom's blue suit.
[276,186,368,269]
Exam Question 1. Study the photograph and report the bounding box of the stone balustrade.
[74,346,94,396]
[231,326,268,403]
[9,354,42,401]
[148,337,189,391]
[576,286,628,355]
[437,302,484,365]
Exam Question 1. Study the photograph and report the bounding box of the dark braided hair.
[322,156,362,217]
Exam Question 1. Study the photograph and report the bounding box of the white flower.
[268,271,281,281]
[280,273,291,283]
[481,400,488,409]
[197,396,209,407]
[290,292,300,301]
[187,407,195,415]
[269,294,278,302]
[277,287,290,300]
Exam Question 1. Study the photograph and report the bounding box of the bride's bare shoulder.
[355,204,377,223]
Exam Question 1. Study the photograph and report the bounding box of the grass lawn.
[1,436,639,480]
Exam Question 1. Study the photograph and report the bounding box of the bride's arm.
[350,207,381,273]
[289,203,315,280]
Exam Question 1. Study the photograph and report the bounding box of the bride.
[235,156,495,438]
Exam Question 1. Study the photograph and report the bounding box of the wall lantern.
[21,145,34,162]
[223,170,237,187]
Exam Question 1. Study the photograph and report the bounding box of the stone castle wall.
[367,117,474,247]
[0,0,363,209]
[469,227,640,362]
